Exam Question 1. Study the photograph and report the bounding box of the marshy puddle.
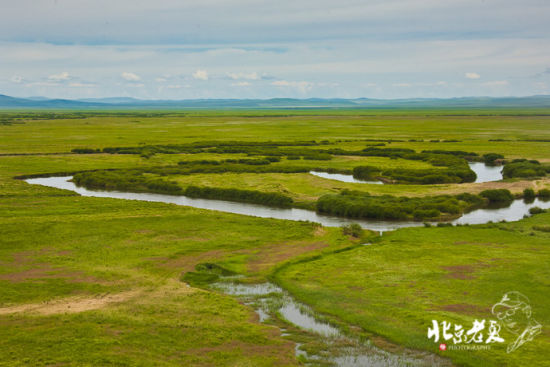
[211,281,448,366]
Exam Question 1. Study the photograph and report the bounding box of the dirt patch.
[153,235,210,243]
[435,303,489,315]
[452,241,503,248]
[0,290,142,316]
[0,279,196,316]
[1,248,101,284]
[185,340,295,365]
[0,265,100,284]
[313,226,328,237]
[441,262,493,279]
[246,241,329,273]
[156,249,227,272]
[441,178,550,196]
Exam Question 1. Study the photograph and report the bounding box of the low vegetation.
[502,159,548,178]
[317,189,485,221]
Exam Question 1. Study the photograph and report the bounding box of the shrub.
[479,189,514,203]
[413,209,440,220]
[184,185,293,208]
[503,161,546,178]
[538,189,550,200]
[523,188,536,201]
[341,224,364,238]
[529,207,546,215]
[72,148,100,154]
[533,225,550,232]
[352,166,380,180]
[317,191,475,221]
[482,153,504,166]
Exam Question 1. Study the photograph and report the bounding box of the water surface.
[26,176,550,232]
[309,171,383,184]
[469,162,503,183]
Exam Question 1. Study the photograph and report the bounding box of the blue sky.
[1,0,549,99]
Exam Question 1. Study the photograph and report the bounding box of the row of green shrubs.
[184,186,293,208]
[503,159,549,178]
[72,170,293,208]
[316,189,485,221]
[352,165,475,184]
[73,170,183,195]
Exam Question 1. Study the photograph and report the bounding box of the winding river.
[25,175,550,232]
[23,171,548,366]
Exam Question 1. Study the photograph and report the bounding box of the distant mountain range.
[1,94,550,109]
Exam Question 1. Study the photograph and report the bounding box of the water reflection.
[309,171,383,184]
[469,162,503,183]
[212,281,445,366]
[25,176,550,232]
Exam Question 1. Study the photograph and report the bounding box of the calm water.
[212,281,445,366]
[26,176,550,231]
[25,176,423,232]
[311,163,503,184]
[469,162,503,183]
[309,171,383,184]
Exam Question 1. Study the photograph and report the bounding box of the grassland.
[1,109,550,366]
[274,213,550,366]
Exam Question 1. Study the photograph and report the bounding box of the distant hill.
[1,94,549,110]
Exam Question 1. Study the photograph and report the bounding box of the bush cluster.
[184,185,293,207]
[316,190,474,221]
[479,189,514,203]
[502,159,547,178]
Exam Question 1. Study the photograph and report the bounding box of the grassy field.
[0,153,356,366]
[274,213,550,366]
[1,110,549,366]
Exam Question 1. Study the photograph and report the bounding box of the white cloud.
[232,81,251,87]
[392,83,412,87]
[26,81,60,87]
[227,72,259,80]
[166,84,182,89]
[192,69,209,80]
[10,75,23,83]
[482,80,509,86]
[121,72,141,81]
[48,71,71,81]
[155,77,167,82]
[271,80,313,93]
[69,82,95,87]
[465,72,480,79]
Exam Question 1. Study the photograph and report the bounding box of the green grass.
[1,111,550,155]
[0,150,354,366]
[1,109,550,366]
[274,213,550,366]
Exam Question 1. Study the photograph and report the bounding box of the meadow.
[1,109,549,366]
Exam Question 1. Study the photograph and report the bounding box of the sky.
[1,0,549,100]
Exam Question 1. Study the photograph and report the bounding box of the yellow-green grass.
[2,112,550,155]
[169,171,549,205]
[274,213,550,367]
[0,153,356,366]
[1,110,550,366]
